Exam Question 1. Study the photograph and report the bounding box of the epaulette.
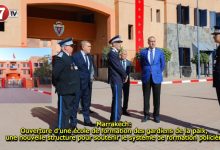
[57,51,64,57]
[111,48,118,53]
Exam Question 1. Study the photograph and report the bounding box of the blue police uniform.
[212,26,220,105]
[52,37,80,129]
[108,35,127,122]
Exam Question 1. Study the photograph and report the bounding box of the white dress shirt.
[121,59,127,70]
[148,48,155,64]
[81,50,90,70]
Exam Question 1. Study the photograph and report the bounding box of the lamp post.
[197,0,201,79]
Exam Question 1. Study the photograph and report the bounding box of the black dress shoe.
[142,116,149,122]
[154,116,160,123]
[89,110,95,113]
[78,109,83,114]
[84,122,95,127]
[122,111,131,116]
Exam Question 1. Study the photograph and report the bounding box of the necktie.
[122,60,126,70]
[150,50,153,65]
[85,54,89,70]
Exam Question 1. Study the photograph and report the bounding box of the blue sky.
[0,48,51,60]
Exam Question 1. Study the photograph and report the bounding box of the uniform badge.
[70,64,78,70]
[70,64,74,70]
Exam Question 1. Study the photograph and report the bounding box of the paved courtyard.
[0,81,220,150]
[0,88,51,103]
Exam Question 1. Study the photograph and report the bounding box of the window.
[17,64,19,68]
[23,63,26,67]
[39,63,43,67]
[194,9,207,27]
[0,70,2,74]
[209,11,220,28]
[210,11,216,28]
[217,13,220,26]
[23,70,26,74]
[34,63,38,67]
[179,48,191,66]
[177,4,190,24]
[156,9,160,23]
[10,63,17,69]
[0,22,4,32]
[28,70,30,74]
[128,25,133,40]
[7,64,9,68]
[0,64,3,67]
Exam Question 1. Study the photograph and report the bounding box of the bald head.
[148,36,156,49]
[120,50,127,60]
[81,41,91,54]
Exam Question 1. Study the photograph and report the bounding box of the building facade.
[0,0,220,78]
[0,56,43,88]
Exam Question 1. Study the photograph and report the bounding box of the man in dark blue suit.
[108,35,128,122]
[140,36,165,123]
[120,50,132,116]
[72,41,95,127]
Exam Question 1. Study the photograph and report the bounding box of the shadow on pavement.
[90,111,109,122]
[31,106,109,128]
[91,103,111,113]
[91,104,220,133]
[31,104,220,134]
[128,109,220,133]
[173,95,217,101]
[31,106,57,130]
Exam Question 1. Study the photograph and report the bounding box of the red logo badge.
[0,5,9,22]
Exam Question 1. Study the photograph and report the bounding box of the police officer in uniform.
[108,35,128,122]
[212,26,220,105]
[52,37,80,129]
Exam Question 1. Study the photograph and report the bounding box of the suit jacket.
[121,59,132,83]
[72,51,93,90]
[140,48,165,84]
[52,51,80,95]
[108,48,127,84]
[90,56,97,81]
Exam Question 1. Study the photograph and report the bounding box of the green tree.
[161,48,172,62]
[191,52,209,64]
[34,55,52,79]
[102,46,124,67]
[136,47,172,62]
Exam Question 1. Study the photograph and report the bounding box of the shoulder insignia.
[57,52,64,57]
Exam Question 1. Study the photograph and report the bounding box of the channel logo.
[0,5,9,22]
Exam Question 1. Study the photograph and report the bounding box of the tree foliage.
[34,55,52,79]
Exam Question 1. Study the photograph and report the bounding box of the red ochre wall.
[27,17,96,40]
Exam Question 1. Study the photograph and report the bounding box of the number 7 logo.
[0,5,9,22]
